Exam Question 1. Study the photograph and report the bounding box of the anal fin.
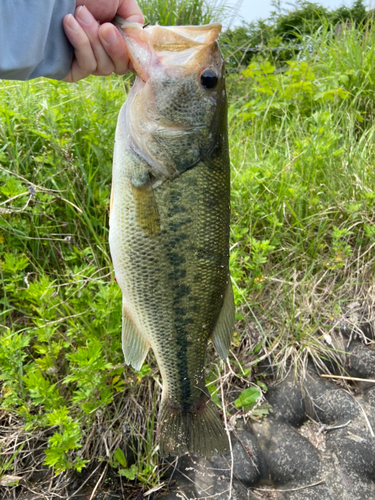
[122,304,150,371]
[212,279,235,360]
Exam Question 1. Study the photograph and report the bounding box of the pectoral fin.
[131,171,160,237]
[212,279,235,360]
[122,305,150,370]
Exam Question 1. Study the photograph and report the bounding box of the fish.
[109,18,235,457]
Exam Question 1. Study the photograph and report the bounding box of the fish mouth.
[113,17,223,82]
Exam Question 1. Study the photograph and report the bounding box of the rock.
[347,343,375,379]
[285,483,335,500]
[231,428,266,486]
[322,467,375,500]
[266,373,305,426]
[160,346,375,500]
[325,426,375,480]
[251,417,321,486]
[303,371,360,425]
[363,386,375,408]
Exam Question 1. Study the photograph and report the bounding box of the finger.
[117,0,144,24]
[63,14,97,82]
[76,6,115,76]
[99,24,130,75]
[76,0,118,23]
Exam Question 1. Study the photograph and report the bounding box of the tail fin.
[157,398,229,457]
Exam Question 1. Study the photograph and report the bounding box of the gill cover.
[115,18,225,178]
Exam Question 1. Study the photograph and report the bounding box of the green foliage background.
[1,0,375,488]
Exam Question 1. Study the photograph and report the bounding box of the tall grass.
[228,21,375,371]
[0,76,134,476]
[138,0,231,26]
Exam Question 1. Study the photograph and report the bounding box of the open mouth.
[113,18,223,82]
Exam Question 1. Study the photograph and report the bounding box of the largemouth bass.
[110,18,234,456]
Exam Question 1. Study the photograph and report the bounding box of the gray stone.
[363,386,375,408]
[266,373,305,427]
[231,428,265,486]
[285,483,335,500]
[323,467,375,500]
[303,371,360,425]
[347,343,375,379]
[325,426,375,480]
[251,418,321,485]
[160,345,375,500]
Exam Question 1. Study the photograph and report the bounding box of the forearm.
[0,0,75,80]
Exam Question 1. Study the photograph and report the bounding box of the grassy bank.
[229,22,375,372]
[1,1,375,494]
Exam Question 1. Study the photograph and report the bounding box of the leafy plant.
[44,408,88,474]
[327,226,354,269]
[110,448,138,480]
[234,387,261,412]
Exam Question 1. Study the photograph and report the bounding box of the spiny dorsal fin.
[122,304,150,371]
[211,279,235,360]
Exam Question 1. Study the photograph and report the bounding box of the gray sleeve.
[0,0,76,80]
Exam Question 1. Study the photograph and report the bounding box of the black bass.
[110,18,234,456]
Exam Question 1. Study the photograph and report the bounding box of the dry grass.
[0,377,167,499]
[234,246,375,382]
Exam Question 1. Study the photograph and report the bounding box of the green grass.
[228,22,375,370]
[1,8,375,495]
[138,0,229,26]
[0,76,140,476]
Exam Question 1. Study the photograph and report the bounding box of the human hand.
[63,0,143,82]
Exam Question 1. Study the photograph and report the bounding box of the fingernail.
[101,25,118,45]
[77,5,93,25]
[66,14,79,32]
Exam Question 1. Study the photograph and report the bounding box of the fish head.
[116,19,226,177]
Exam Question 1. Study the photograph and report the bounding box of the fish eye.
[200,68,218,89]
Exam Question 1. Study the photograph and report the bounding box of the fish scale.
[110,19,234,456]
[156,160,230,407]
